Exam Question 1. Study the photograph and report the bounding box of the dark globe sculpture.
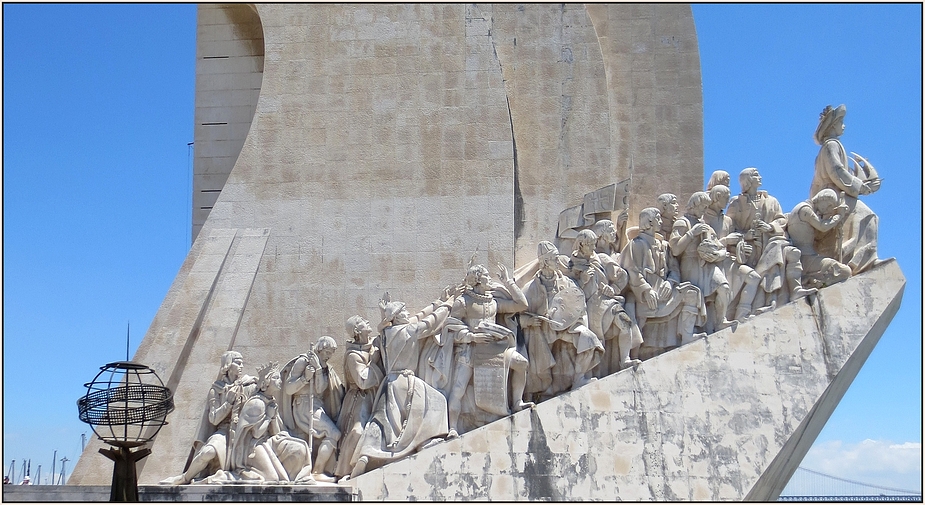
[77,361,174,501]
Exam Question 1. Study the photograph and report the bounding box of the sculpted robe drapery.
[195,375,257,478]
[228,392,313,482]
[811,138,879,274]
[520,269,598,397]
[279,355,345,446]
[333,339,384,478]
[351,303,451,472]
[620,231,705,349]
[727,191,790,294]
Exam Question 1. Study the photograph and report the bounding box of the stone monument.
[68,4,904,502]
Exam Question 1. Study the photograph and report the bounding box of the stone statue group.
[161,104,882,485]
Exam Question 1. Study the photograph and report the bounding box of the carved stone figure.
[569,230,638,377]
[348,293,453,479]
[619,208,706,358]
[280,337,344,481]
[228,362,315,483]
[811,104,881,275]
[655,193,681,239]
[787,189,853,289]
[727,167,815,310]
[159,351,257,485]
[706,170,731,191]
[592,215,628,257]
[521,241,603,401]
[703,184,762,322]
[444,263,532,437]
[333,316,384,481]
[670,192,734,333]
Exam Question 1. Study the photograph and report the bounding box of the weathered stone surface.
[349,260,904,500]
[69,4,703,485]
[2,484,354,502]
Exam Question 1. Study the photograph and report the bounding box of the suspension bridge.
[779,466,922,502]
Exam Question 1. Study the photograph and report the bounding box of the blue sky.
[3,4,921,491]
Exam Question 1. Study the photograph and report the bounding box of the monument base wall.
[349,260,904,501]
[2,484,354,502]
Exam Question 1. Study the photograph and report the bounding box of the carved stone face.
[751,171,762,188]
[317,346,335,364]
[394,308,411,324]
[712,191,730,209]
[264,371,282,395]
[466,265,491,287]
[354,318,373,343]
[815,196,838,216]
[540,254,559,270]
[690,198,710,217]
[830,116,846,137]
[228,357,243,380]
[641,211,662,232]
[661,198,679,220]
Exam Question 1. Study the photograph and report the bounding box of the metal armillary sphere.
[77,361,174,501]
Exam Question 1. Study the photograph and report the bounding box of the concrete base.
[348,260,905,500]
[2,484,354,502]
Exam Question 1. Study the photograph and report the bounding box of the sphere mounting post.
[77,361,174,501]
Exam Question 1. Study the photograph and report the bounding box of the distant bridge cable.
[799,466,922,495]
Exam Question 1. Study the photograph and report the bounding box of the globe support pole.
[99,442,150,502]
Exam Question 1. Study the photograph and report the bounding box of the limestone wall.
[70,4,704,485]
[192,5,264,242]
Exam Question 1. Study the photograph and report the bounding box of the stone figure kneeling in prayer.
[334,315,384,482]
[228,362,315,483]
[787,188,852,289]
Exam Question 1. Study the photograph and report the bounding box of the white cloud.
[781,439,922,496]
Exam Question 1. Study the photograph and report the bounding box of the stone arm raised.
[494,278,529,314]
[207,378,254,427]
[408,300,454,340]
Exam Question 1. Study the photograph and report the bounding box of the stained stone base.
[348,260,904,501]
[1,484,354,502]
